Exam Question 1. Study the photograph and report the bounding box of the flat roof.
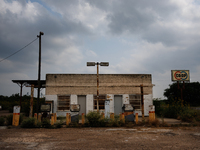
[12,80,46,88]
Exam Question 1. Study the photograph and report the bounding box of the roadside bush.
[55,121,63,128]
[21,118,37,128]
[179,109,200,122]
[41,118,51,128]
[86,111,102,127]
[6,114,13,126]
[86,111,126,127]
[0,117,5,126]
[156,98,200,123]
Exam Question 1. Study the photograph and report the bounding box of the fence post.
[66,113,69,126]
[82,113,85,125]
[38,113,41,123]
[101,112,105,119]
[122,113,125,123]
[51,114,54,125]
[54,113,57,123]
[135,113,138,124]
[110,113,114,121]
[34,113,37,125]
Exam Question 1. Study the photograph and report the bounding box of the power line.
[0,37,39,62]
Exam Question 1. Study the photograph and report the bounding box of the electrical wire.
[0,37,39,62]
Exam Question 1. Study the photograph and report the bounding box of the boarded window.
[94,95,106,110]
[129,95,141,110]
[57,95,70,111]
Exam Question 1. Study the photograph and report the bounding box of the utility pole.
[37,31,44,114]
[87,62,109,112]
[97,62,99,112]
[140,84,144,120]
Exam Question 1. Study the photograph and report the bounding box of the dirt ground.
[0,127,200,150]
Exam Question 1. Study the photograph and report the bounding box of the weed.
[5,114,13,126]
[0,117,5,126]
[21,118,37,128]
[41,118,51,128]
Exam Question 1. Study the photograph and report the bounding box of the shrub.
[21,118,37,128]
[55,121,63,128]
[86,111,125,127]
[0,117,5,126]
[6,114,13,126]
[41,118,51,128]
[86,111,102,127]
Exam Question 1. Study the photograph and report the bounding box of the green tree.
[164,82,200,106]
[0,94,45,116]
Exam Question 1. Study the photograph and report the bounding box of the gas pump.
[122,104,135,122]
[40,104,51,120]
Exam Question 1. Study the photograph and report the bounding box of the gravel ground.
[0,127,200,150]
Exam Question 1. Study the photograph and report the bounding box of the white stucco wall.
[144,94,153,116]
[71,95,77,104]
[107,94,114,113]
[123,94,129,104]
[46,93,153,117]
[86,94,93,114]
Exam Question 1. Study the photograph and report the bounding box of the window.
[57,95,70,111]
[129,95,141,110]
[94,95,106,110]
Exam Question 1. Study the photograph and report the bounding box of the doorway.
[114,95,123,115]
[78,95,86,115]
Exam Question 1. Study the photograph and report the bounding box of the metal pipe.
[97,62,99,112]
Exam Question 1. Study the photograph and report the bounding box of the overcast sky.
[1,0,200,99]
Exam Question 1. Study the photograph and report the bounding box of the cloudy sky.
[1,0,200,99]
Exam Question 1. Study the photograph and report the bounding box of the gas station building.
[45,74,154,117]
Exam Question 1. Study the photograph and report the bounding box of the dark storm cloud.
[86,0,191,46]
[0,0,91,74]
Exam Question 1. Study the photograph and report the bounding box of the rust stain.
[107,95,111,98]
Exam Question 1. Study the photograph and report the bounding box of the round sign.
[174,71,188,81]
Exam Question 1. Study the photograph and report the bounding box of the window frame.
[129,94,141,110]
[57,95,71,111]
[93,95,106,110]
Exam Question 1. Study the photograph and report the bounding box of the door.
[114,95,123,115]
[78,95,86,115]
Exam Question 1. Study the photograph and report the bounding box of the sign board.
[41,104,51,112]
[13,106,20,114]
[149,105,155,112]
[171,70,190,82]
[70,104,80,112]
[122,104,134,112]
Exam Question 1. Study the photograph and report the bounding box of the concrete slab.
[138,117,190,125]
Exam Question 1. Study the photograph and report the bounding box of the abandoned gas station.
[45,74,154,117]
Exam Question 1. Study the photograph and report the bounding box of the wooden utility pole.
[140,84,144,120]
[37,31,44,114]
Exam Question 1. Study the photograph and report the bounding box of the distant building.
[45,74,153,117]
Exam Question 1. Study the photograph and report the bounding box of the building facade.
[45,74,153,117]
